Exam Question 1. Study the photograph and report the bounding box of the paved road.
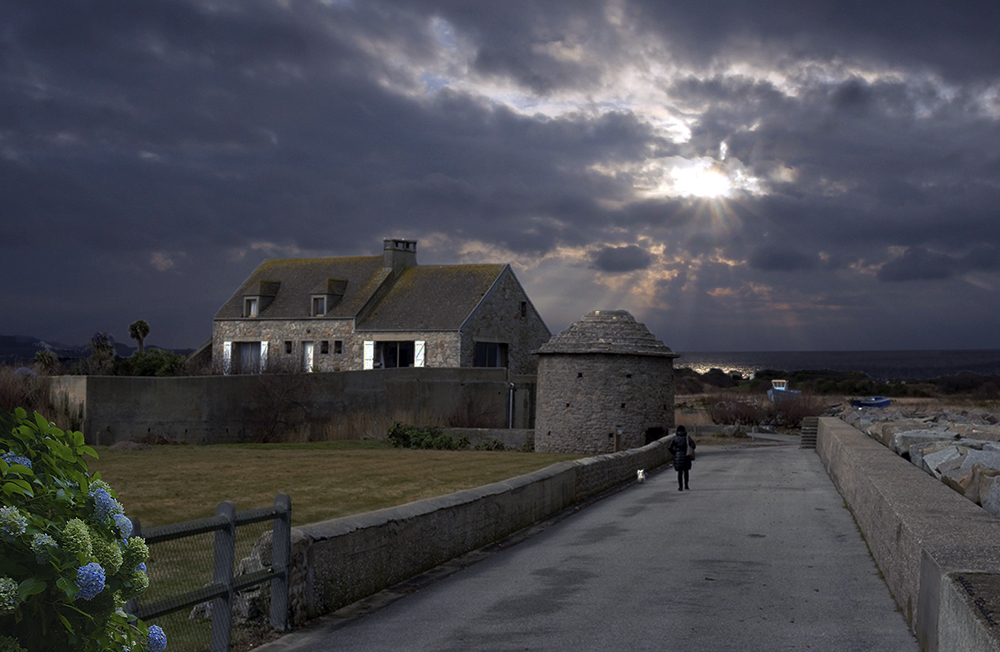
[259,442,918,651]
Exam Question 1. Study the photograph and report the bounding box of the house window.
[312,296,326,316]
[321,341,329,354]
[520,301,527,318]
[334,340,343,354]
[284,341,292,355]
[474,342,508,368]
[233,341,266,374]
[244,298,259,318]
[376,341,414,368]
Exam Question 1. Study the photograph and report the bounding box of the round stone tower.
[534,310,679,454]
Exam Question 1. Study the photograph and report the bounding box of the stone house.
[534,310,678,454]
[212,239,551,375]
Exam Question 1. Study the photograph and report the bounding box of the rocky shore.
[840,403,1000,516]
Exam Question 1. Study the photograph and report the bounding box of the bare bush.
[0,365,53,416]
[706,393,765,426]
[767,393,829,428]
[447,391,505,428]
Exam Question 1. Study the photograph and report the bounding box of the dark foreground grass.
[89,441,582,528]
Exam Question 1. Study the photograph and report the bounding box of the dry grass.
[88,442,581,528]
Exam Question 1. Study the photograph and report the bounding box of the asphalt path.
[259,441,918,651]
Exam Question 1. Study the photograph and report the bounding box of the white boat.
[767,379,802,403]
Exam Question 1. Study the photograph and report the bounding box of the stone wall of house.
[213,319,356,372]
[54,368,531,445]
[355,331,463,368]
[458,267,551,376]
[534,354,675,454]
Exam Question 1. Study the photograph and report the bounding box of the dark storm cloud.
[748,246,817,272]
[589,244,653,273]
[878,245,1000,282]
[2,0,999,350]
[627,0,1000,81]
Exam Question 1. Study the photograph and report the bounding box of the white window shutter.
[259,341,268,373]
[363,341,374,370]
[223,342,232,375]
[303,342,314,372]
[415,341,425,367]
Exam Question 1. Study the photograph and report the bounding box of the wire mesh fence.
[130,495,291,652]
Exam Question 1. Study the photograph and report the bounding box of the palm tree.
[129,320,150,355]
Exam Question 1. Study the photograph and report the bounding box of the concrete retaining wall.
[50,369,537,445]
[289,436,673,620]
[817,417,1000,651]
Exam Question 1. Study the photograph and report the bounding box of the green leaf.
[56,576,78,598]
[4,479,34,498]
[57,611,74,632]
[2,481,31,497]
[18,577,47,600]
[79,445,98,460]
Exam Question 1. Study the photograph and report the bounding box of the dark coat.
[668,433,695,471]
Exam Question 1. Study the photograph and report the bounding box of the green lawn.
[88,441,582,528]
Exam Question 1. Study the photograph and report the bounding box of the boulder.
[921,445,963,479]
[980,474,1000,517]
[910,441,957,472]
[891,429,955,456]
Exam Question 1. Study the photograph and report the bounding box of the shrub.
[706,394,765,426]
[474,440,507,451]
[0,367,53,417]
[123,350,188,377]
[386,423,469,450]
[766,393,829,428]
[0,408,161,652]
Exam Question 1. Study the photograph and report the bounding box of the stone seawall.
[817,417,1000,651]
[287,436,673,620]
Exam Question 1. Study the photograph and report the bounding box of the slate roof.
[215,256,389,320]
[535,310,678,357]
[215,256,509,330]
[356,264,507,331]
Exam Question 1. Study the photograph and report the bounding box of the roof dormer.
[311,278,348,317]
[242,280,280,317]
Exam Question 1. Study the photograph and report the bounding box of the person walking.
[668,425,695,491]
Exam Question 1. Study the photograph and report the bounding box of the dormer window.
[312,296,326,316]
[244,297,259,318]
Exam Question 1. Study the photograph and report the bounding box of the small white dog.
[636,469,646,483]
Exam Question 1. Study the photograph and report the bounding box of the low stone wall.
[287,436,672,620]
[817,417,1000,651]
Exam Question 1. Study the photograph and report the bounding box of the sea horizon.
[673,349,1000,381]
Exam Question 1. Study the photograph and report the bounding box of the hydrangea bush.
[0,407,165,652]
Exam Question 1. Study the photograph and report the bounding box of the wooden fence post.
[270,494,291,630]
[211,501,236,652]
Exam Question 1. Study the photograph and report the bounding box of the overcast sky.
[3,0,999,352]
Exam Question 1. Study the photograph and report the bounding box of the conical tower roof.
[535,310,679,358]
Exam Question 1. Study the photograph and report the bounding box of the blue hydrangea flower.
[113,513,133,538]
[0,576,18,614]
[31,532,58,564]
[75,562,106,601]
[138,562,147,574]
[1,452,31,470]
[90,487,124,522]
[147,624,167,652]
[0,506,27,542]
